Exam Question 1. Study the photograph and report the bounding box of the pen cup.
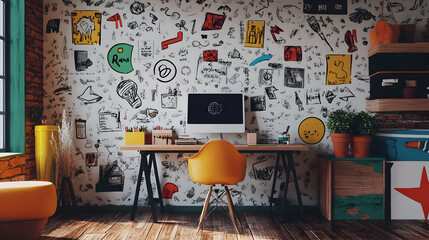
[279,133,290,144]
[125,132,146,145]
[247,133,257,145]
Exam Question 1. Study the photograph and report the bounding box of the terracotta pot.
[352,135,372,158]
[331,133,351,158]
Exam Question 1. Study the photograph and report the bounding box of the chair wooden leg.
[197,186,212,234]
[224,186,241,234]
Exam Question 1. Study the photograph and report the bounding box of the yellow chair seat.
[0,181,57,222]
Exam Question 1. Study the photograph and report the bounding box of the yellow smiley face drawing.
[298,117,325,144]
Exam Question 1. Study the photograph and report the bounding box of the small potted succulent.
[327,109,354,158]
[351,111,379,158]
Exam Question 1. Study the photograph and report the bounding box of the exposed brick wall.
[25,0,44,180]
[376,112,429,129]
[0,155,26,181]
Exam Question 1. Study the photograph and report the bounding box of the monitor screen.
[187,93,245,133]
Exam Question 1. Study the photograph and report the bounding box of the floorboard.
[39,211,429,240]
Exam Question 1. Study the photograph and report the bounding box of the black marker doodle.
[149,13,158,24]
[94,0,105,7]
[285,67,305,88]
[252,159,274,181]
[265,86,278,100]
[295,92,304,111]
[258,69,273,85]
[76,118,87,139]
[190,19,197,34]
[325,90,336,103]
[306,92,321,105]
[130,1,149,15]
[228,48,243,59]
[250,96,266,112]
[117,80,142,108]
[175,20,188,31]
[62,0,77,8]
[46,19,60,33]
[74,50,93,71]
[98,107,121,132]
[192,40,210,48]
[268,63,282,69]
[181,66,191,76]
[78,86,102,104]
[307,16,333,51]
[239,21,244,44]
[54,85,72,96]
[217,5,232,12]
[410,0,423,10]
[339,86,355,101]
[128,21,138,30]
[276,5,301,23]
[160,7,180,20]
[154,59,177,83]
[321,106,328,118]
[96,162,124,192]
[161,89,178,109]
[349,8,375,23]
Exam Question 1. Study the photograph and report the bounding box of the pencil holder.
[247,133,257,145]
[125,132,145,145]
[152,130,173,145]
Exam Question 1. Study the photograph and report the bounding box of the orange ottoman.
[0,181,57,240]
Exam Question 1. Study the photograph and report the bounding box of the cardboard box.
[152,130,173,145]
[247,133,257,145]
[125,132,145,145]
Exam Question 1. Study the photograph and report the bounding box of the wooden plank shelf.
[369,71,429,78]
[368,43,429,57]
[366,98,429,112]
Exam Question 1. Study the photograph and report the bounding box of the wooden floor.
[41,211,429,240]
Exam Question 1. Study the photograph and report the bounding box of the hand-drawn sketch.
[107,13,122,29]
[154,59,177,83]
[203,50,218,62]
[46,19,60,33]
[75,118,87,139]
[285,67,305,88]
[117,80,142,108]
[74,50,93,71]
[349,8,375,23]
[96,161,124,192]
[284,46,302,61]
[98,107,121,132]
[71,11,101,45]
[130,1,149,15]
[345,30,358,53]
[252,159,274,181]
[258,69,273,85]
[250,95,266,112]
[201,12,226,30]
[339,86,355,101]
[175,20,188,31]
[325,90,336,103]
[160,7,180,20]
[245,21,265,48]
[410,0,424,10]
[270,25,283,42]
[265,86,278,100]
[298,117,325,144]
[162,183,179,199]
[306,92,322,105]
[303,0,347,15]
[138,40,154,59]
[78,86,102,104]
[161,31,183,50]
[295,91,304,111]
[161,88,178,109]
[107,43,134,74]
[228,48,243,59]
[326,54,352,85]
[307,16,333,51]
[85,152,98,167]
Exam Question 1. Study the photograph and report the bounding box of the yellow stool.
[0,181,57,240]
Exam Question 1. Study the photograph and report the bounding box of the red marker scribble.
[107,13,122,29]
[161,31,183,50]
[270,25,284,42]
[203,50,218,62]
[284,46,302,61]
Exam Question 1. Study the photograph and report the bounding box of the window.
[0,0,6,151]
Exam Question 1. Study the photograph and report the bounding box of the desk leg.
[131,151,147,221]
[151,152,165,212]
[287,152,304,219]
[280,152,290,221]
[143,153,157,222]
[269,152,281,214]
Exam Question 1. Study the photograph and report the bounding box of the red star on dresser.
[395,166,429,220]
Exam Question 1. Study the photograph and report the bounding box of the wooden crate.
[152,130,173,145]
[319,156,385,220]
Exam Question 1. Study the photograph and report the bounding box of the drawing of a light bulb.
[116,80,142,108]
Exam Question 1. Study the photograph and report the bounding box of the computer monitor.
[186,93,245,133]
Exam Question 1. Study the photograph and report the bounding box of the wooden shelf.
[366,98,429,112]
[368,43,429,57]
[369,71,429,78]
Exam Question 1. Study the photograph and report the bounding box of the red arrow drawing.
[162,31,183,50]
[107,13,122,29]
[270,25,284,42]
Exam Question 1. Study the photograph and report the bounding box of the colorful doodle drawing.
[298,117,325,144]
[107,13,122,29]
[395,166,429,220]
[161,31,183,50]
[203,50,218,62]
[345,30,358,53]
[249,54,272,66]
[85,152,98,167]
[162,183,179,199]
[326,55,352,85]
[245,21,265,48]
[107,43,134,74]
[270,25,283,42]
[71,10,101,45]
[284,46,302,61]
[201,13,226,30]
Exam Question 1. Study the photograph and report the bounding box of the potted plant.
[327,109,353,158]
[351,111,379,158]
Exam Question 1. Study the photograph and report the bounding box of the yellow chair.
[186,140,246,233]
[0,181,57,240]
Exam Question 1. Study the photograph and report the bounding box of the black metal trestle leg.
[269,152,281,215]
[131,151,147,221]
[287,152,304,219]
